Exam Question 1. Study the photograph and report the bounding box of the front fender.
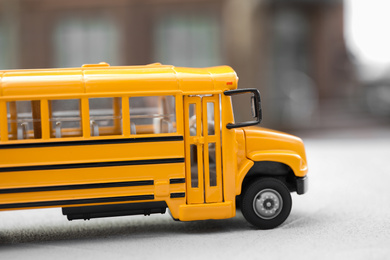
[248,150,308,177]
[236,150,308,195]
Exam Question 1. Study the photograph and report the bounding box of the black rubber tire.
[241,178,292,229]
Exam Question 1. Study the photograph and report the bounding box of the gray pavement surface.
[1,130,390,259]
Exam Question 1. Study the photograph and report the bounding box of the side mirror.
[224,88,262,129]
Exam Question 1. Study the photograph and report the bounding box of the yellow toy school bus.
[0,62,308,229]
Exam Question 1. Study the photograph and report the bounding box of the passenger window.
[129,96,176,135]
[89,97,122,136]
[49,99,82,138]
[7,100,42,140]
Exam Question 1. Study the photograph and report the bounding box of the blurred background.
[0,0,389,133]
[1,2,390,256]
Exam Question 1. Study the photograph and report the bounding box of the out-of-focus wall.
[0,0,357,130]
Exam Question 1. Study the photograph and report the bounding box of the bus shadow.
[0,211,321,247]
[0,212,251,245]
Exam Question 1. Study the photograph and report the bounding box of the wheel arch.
[238,160,297,197]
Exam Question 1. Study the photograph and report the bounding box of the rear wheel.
[241,178,292,229]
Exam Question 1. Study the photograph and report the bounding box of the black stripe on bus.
[0,136,184,149]
[0,158,185,173]
[170,192,185,198]
[0,180,154,194]
[170,178,186,184]
[0,194,155,210]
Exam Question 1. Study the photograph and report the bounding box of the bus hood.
[242,127,308,174]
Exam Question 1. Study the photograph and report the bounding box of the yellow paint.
[1,141,184,168]
[154,180,169,198]
[0,63,308,223]
[179,201,234,221]
[244,126,308,177]
[236,159,254,195]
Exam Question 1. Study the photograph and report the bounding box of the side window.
[129,96,176,135]
[7,100,42,140]
[206,102,214,135]
[89,97,122,137]
[49,99,82,138]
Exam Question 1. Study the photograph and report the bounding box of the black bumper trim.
[296,176,308,195]
[62,201,167,220]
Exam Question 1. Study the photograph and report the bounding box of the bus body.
[0,63,308,229]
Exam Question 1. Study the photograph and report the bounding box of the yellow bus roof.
[0,63,238,98]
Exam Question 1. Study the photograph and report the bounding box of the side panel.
[220,94,238,203]
[0,138,185,212]
[0,138,183,167]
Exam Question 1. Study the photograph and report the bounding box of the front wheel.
[241,178,292,229]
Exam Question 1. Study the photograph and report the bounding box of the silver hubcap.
[253,189,283,220]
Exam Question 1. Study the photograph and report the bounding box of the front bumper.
[296,176,308,195]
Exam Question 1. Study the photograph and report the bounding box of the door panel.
[184,95,222,204]
[202,96,222,203]
[184,97,204,204]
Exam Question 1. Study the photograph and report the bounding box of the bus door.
[184,95,223,204]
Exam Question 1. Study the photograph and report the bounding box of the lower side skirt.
[62,201,167,221]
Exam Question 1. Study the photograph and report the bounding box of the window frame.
[128,94,177,136]
[48,98,84,139]
[6,99,43,141]
[88,97,123,138]
[0,93,182,143]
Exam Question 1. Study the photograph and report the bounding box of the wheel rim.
[253,189,283,220]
